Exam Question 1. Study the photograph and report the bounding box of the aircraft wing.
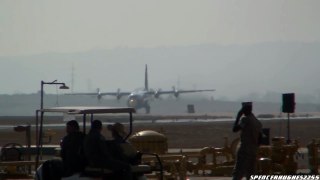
[158,89,215,95]
[100,92,131,96]
[175,89,215,93]
[153,88,215,98]
[65,92,131,96]
[65,92,97,95]
[65,89,131,100]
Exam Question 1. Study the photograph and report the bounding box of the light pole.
[36,80,69,165]
[40,80,69,110]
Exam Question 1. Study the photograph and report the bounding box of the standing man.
[232,102,262,180]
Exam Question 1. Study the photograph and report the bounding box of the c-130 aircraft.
[68,64,215,113]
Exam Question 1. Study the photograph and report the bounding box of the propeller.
[154,88,163,99]
[96,88,102,101]
[172,86,179,98]
[116,88,122,100]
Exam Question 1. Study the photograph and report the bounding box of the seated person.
[84,120,133,180]
[41,120,86,180]
[106,122,141,165]
[60,120,86,176]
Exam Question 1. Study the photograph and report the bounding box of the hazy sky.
[1,0,319,56]
[0,0,320,101]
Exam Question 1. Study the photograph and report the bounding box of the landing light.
[128,99,137,107]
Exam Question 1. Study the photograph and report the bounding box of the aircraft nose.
[128,99,137,107]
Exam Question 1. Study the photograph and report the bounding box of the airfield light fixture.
[36,80,69,144]
[38,80,69,151]
[59,84,69,89]
[40,80,69,110]
[37,80,69,167]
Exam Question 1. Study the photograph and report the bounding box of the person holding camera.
[232,102,262,180]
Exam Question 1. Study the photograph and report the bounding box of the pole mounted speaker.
[282,93,295,113]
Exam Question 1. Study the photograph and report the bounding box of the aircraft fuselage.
[126,90,151,113]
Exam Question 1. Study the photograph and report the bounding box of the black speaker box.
[282,93,295,113]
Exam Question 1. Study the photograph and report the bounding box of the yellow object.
[129,130,168,154]
[307,139,320,174]
[256,136,299,174]
[258,158,272,174]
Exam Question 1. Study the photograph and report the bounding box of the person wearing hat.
[84,120,133,180]
[232,102,262,180]
[107,122,127,143]
[106,123,142,166]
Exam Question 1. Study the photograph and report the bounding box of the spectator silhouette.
[232,102,262,180]
[107,123,141,165]
[84,120,132,180]
[60,120,86,176]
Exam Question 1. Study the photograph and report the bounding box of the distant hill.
[0,93,319,116]
[0,41,320,103]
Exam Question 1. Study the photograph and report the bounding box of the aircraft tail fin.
[145,64,148,91]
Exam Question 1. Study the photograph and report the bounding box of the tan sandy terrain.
[0,116,319,148]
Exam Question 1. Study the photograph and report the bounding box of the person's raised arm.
[233,108,243,132]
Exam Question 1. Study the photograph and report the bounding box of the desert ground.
[0,115,319,149]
